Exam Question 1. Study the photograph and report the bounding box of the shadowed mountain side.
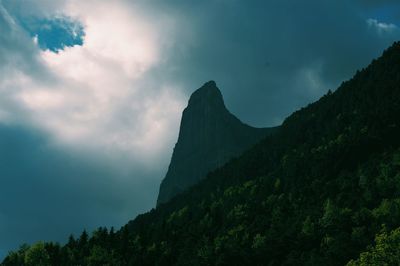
[157,81,277,205]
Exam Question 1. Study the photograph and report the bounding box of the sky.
[1,0,400,259]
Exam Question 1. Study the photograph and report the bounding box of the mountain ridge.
[157,80,277,205]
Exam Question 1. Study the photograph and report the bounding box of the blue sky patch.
[23,16,85,52]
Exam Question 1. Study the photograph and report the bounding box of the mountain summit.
[157,81,276,205]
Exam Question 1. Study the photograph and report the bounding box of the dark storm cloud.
[144,0,400,126]
[0,124,160,259]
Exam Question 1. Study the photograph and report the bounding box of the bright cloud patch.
[367,18,398,34]
[23,16,85,52]
[0,1,183,163]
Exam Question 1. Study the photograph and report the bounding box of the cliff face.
[157,81,276,205]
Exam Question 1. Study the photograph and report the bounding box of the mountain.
[157,81,276,205]
[3,42,400,266]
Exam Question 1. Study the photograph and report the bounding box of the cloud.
[142,0,400,127]
[367,18,398,34]
[0,0,185,163]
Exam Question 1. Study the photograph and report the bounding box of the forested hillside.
[3,42,400,266]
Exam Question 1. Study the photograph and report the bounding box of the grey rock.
[157,81,276,205]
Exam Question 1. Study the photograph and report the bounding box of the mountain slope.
[158,81,276,205]
[3,42,400,266]
[124,42,400,265]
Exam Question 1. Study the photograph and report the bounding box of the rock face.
[157,81,276,205]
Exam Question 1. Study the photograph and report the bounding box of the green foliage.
[3,42,400,265]
[24,242,50,266]
[347,228,400,266]
[251,234,266,249]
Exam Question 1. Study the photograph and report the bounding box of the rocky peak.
[187,80,225,109]
[157,81,276,205]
